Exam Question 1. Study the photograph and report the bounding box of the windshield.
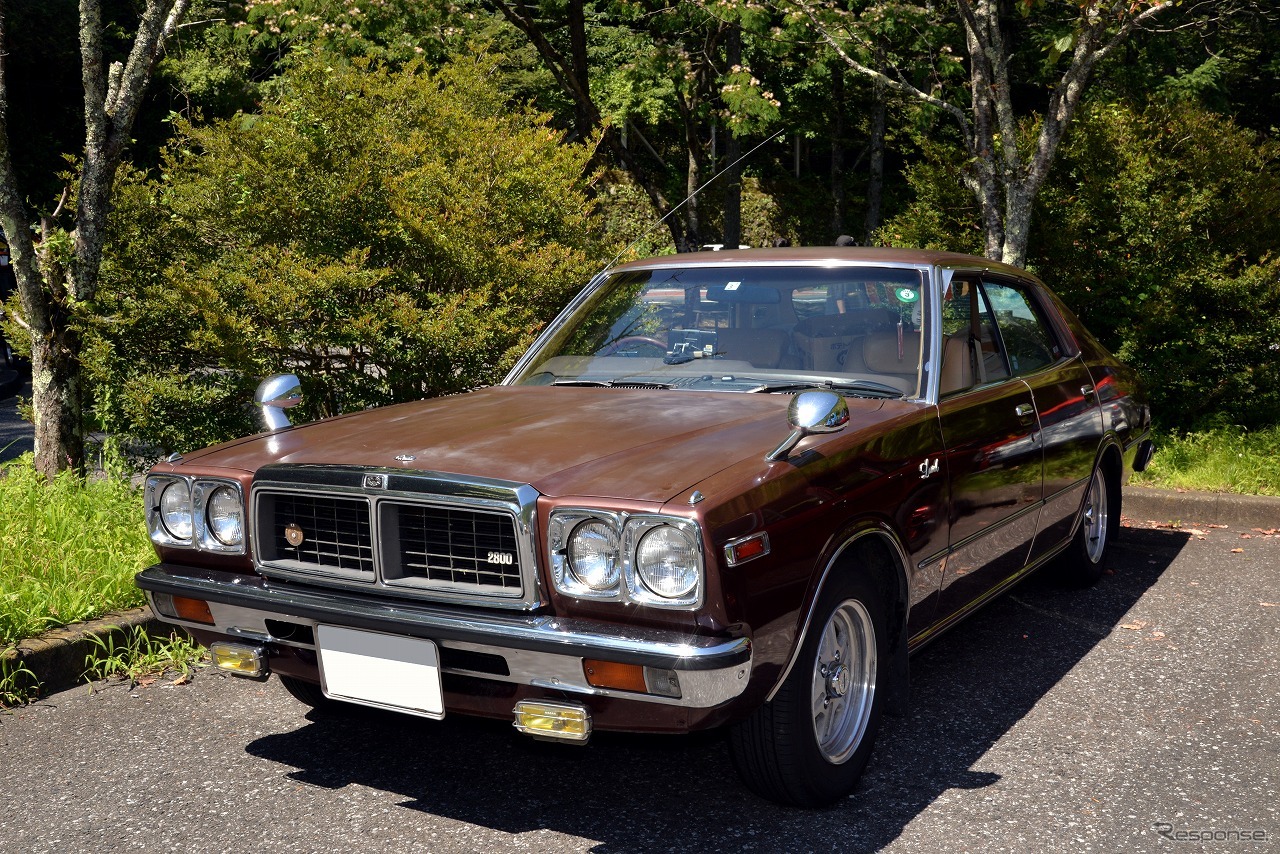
[510,265,928,397]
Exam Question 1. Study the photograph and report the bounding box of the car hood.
[177,385,892,504]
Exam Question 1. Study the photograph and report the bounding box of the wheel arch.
[765,523,911,707]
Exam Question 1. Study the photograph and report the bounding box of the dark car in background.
[136,247,1153,806]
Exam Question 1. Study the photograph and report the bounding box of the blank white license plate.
[316,625,444,719]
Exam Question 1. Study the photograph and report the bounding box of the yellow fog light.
[513,700,592,743]
[209,642,267,678]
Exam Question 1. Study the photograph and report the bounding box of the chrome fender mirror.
[765,390,849,462]
[254,374,302,432]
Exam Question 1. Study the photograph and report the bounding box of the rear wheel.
[729,572,889,807]
[1056,464,1116,587]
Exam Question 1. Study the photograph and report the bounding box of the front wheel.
[729,572,889,807]
[277,674,333,710]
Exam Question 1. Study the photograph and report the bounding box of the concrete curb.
[1123,485,1280,531]
[2,606,166,699]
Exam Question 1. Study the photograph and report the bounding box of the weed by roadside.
[0,453,152,645]
[1133,424,1280,496]
[83,625,207,686]
[1,650,39,708]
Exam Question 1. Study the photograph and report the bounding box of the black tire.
[1055,463,1117,587]
[729,571,889,807]
[277,674,333,710]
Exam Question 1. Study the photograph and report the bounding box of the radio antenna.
[603,127,787,271]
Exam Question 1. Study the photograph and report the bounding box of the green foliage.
[0,652,40,709]
[1133,425,1280,497]
[0,456,152,646]
[82,626,207,684]
[92,54,604,454]
[882,100,1280,431]
[875,137,983,255]
[1031,102,1280,430]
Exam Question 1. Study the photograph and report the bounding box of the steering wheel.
[597,336,667,357]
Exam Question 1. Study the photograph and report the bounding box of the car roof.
[608,246,1037,282]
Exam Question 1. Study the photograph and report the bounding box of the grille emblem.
[284,522,305,547]
[363,474,388,489]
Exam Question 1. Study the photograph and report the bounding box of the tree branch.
[799,4,970,137]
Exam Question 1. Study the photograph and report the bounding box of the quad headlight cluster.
[145,476,246,554]
[548,510,704,608]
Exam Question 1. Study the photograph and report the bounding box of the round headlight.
[159,481,193,541]
[635,525,699,599]
[568,520,621,591]
[206,486,244,546]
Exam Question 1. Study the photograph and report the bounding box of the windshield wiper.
[552,379,674,389]
[746,378,904,398]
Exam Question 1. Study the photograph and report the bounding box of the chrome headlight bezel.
[626,518,702,605]
[146,475,247,555]
[548,510,624,600]
[548,509,704,609]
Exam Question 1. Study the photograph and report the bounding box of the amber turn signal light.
[172,595,214,625]
[583,658,649,693]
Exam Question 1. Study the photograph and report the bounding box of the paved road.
[0,374,32,462]
[1,526,1276,853]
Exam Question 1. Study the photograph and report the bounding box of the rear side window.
[982,279,1061,376]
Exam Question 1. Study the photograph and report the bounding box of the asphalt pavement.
[0,370,32,462]
[1,524,1276,852]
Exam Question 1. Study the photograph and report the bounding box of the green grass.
[82,625,207,684]
[0,651,39,708]
[0,453,154,646]
[1132,424,1280,496]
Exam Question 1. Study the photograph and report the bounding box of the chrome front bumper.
[136,564,752,708]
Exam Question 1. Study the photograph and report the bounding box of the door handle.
[1014,403,1035,418]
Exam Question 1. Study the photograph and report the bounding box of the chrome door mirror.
[254,374,302,432]
[766,390,849,462]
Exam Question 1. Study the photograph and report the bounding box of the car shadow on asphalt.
[243,525,1189,852]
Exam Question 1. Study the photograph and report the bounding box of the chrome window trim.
[503,259,940,389]
[250,468,544,611]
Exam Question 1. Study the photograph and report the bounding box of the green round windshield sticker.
[895,287,919,303]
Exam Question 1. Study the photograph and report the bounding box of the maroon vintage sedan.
[137,247,1152,807]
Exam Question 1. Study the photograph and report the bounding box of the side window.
[982,279,1061,376]
[939,278,1010,395]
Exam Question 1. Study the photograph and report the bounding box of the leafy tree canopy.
[89,54,605,455]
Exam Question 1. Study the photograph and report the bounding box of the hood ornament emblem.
[395,453,416,463]
[284,523,305,547]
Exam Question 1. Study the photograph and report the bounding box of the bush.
[0,456,151,645]
[92,54,605,455]
[880,101,1280,430]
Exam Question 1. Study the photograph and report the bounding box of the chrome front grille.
[251,467,542,609]
[389,503,523,594]
[271,494,373,577]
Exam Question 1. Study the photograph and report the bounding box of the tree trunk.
[0,0,189,476]
[862,81,886,245]
[721,25,742,249]
[29,324,84,471]
[830,65,846,239]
